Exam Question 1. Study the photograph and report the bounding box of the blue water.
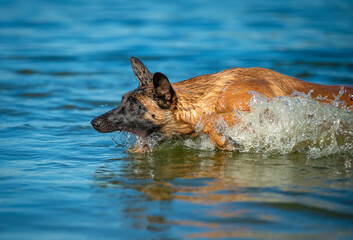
[1,0,353,239]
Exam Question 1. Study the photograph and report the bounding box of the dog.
[91,57,353,152]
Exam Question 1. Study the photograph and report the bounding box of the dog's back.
[173,67,353,116]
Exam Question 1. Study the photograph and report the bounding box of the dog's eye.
[129,102,137,112]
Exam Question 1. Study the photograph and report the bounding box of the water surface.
[1,0,353,239]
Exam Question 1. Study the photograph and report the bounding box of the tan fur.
[146,67,352,150]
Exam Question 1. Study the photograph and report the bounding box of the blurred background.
[1,0,353,83]
[1,0,353,239]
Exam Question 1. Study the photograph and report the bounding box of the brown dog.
[91,57,353,151]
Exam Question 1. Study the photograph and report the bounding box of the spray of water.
[225,90,353,158]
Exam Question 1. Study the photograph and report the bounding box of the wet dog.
[91,57,353,151]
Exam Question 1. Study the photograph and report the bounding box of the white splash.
[224,91,353,158]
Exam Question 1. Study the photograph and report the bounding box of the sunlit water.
[1,0,353,239]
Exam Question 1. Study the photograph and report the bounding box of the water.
[1,0,353,239]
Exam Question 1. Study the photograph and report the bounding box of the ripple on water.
[1,0,353,239]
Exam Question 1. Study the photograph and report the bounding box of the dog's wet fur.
[92,57,353,152]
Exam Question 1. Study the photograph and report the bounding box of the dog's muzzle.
[91,118,102,131]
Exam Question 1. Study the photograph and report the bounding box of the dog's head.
[91,57,177,138]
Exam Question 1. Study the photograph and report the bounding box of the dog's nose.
[91,118,101,129]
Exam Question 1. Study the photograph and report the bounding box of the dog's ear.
[153,72,177,109]
[130,57,153,86]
